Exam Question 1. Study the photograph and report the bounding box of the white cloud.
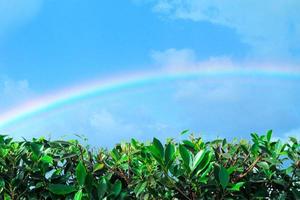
[151,48,197,69]
[0,0,42,38]
[90,110,123,132]
[150,48,300,138]
[151,48,235,71]
[146,0,300,59]
[0,77,34,111]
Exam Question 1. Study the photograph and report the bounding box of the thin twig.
[233,155,262,182]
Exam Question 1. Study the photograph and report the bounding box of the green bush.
[0,130,299,199]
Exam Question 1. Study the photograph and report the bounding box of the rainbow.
[1,67,300,128]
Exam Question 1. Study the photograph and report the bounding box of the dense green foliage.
[0,130,299,199]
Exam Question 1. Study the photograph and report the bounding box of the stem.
[163,169,192,200]
[233,155,262,182]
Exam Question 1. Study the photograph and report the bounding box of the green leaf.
[165,143,175,168]
[48,184,77,195]
[134,181,147,197]
[180,129,189,135]
[0,148,9,157]
[153,138,164,159]
[267,130,272,142]
[93,163,104,172]
[289,137,298,144]
[228,182,245,191]
[97,178,107,199]
[4,193,11,200]
[40,155,53,164]
[74,190,83,200]
[192,150,205,171]
[111,149,121,161]
[131,138,139,148]
[179,145,192,170]
[76,161,87,187]
[30,143,42,158]
[182,140,196,150]
[85,173,94,194]
[199,162,213,182]
[191,152,212,177]
[219,166,229,189]
[257,161,269,170]
[148,146,162,163]
[0,178,4,193]
[112,180,122,197]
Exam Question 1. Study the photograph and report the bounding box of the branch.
[233,155,262,182]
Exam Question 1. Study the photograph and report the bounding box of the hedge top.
[0,130,299,199]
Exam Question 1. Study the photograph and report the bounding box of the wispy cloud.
[151,48,300,138]
[0,0,42,38]
[0,77,34,112]
[142,0,300,60]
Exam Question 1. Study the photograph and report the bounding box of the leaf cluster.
[0,130,299,199]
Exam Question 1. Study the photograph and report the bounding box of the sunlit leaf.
[76,161,87,187]
[74,190,83,200]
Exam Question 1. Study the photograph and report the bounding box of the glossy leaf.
[76,161,87,187]
[153,138,164,159]
[267,130,273,142]
[0,178,4,193]
[192,150,205,171]
[40,155,53,164]
[228,182,245,191]
[93,163,104,172]
[165,143,175,168]
[179,144,192,170]
[74,190,83,200]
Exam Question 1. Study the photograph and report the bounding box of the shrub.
[0,130,299,199]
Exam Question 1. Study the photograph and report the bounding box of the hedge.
[0,130,299,199]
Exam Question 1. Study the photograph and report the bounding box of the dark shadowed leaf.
[112,180,122,197]
[31,143,42,158]
[48,184,76,195]
[219,166,229,189]
[97,178,107,199]
[153,138,164,158]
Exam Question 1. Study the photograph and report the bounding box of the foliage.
[0,130,299,199]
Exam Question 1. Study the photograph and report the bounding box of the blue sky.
[1,0,300,146]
